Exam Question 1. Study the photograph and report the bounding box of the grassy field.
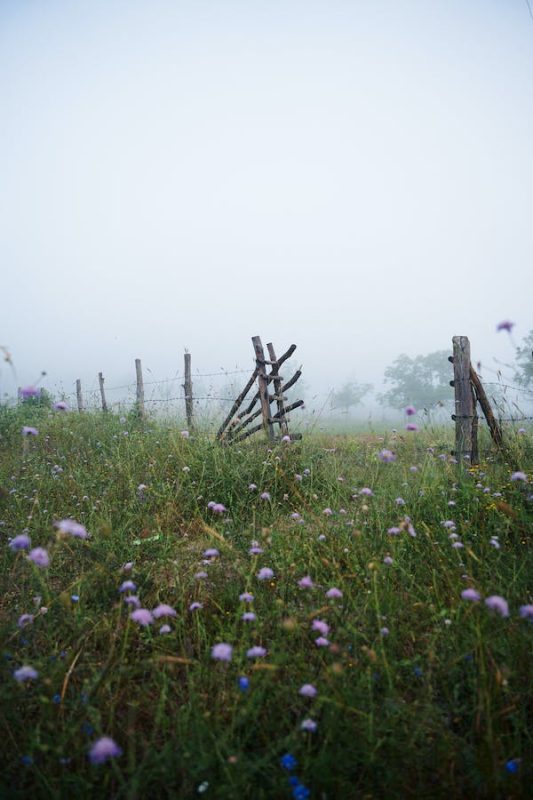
[0,400,532,799]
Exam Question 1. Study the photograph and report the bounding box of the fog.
[1,0,532,413]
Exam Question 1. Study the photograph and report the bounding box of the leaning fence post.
[183,352,194,430]
[135,359,145,418]
[98,372,108,412]
[252,335,275,442]
[76,379,84,413]
[451,336,474,462]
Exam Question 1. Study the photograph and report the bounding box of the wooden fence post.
[252,335,275,442]
[183,352,194,430]
[98,372,108,412]
[135,359,145,418]
[451,336,474,462]
[267,342,289,437]
[76,379,83,413]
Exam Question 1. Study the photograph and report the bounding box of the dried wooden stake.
[98,372,108,413]
[135,358,145,418]
[267,342,289,436]
[217,367,259,439]
[252,336,274,442]
[76,379,83,413]
[452,336,474,462]
[183,352,194,430]
[470,365,504,449]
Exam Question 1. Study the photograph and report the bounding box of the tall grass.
[0,403,532,798]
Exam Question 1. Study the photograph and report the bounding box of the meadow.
[0,400,532,799]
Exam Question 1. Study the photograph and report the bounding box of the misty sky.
[1,0,532,404]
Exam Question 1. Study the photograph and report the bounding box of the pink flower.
[130,608,154,626]
[212,643,233,661]
[405,405,416,416]
[246,646,267,658]
[300,718,317,732]
[485,595,509,617]
[28,547,49,568]
[325,587,343,599]
[298,575,314,589]
[88,736,122,764]
[406,423,418,432]
[299,684,317,698]
[152,604,176,619]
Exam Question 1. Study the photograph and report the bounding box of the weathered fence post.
[267,342,289,437]
[183,352,194,430]
[469,365,504,449]
[252,335,275,442]
[76,379,83,413]
[451,336,474,462]
[135,359,145,418]
[98,372,108,412]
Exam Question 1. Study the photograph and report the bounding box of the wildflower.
[21,755,33,765]
[20,386,41,400]
[238,676,249,691]
[489,537,500,549]
[280,753,297,770]
[197,781,209,794]
[122,561,133,572]
[461,588,481,602]
[9,534,31,551]
[519,604,533,620]
[395,497,405,506]
[387,527,401,536]
[242,612,256,622]
[359,487,373,496]
[129,609,154,626]
[159,625,171,635]
[249,542,263,555]
[326,587,343,599]
[505,758,521,774]
[212,643,233,662]
[260,492,271,501]
[257,567,274,581]
[119,580,137,593]
[180,430,190,439]
[239,592,254,603]
[152,604,177,619]
[294,474,303,481]
[314,637,330,647]
[189,602,203,611]
[195,571,208,580]
[383,556,393,565]
[410,465,418,472]
[452,541,464,549]
[203,548,220,558]
[54,519,89,539]
[22,426,39,436]
[211,503,226,514]
[496,320,514,332]
[28,548,49,568]
[442,520,456,529]
[318,534,326,541]
[71,595,79,602]
[293,785,311,800]
[14,665,39,682]
[380,627,390,636]
[322,507,333,516]
[298,575,314,589]
[312,619,330,636]
[378,449,396,463]
[300,718,317,732]
[88,736,122,765]
[511,471,527,482]
[53,401,68,411]
[248,483,257,491]
[17,614,34,628]
[281,435,291,443]
[299,684,317,698]
[405,405,416,416]
[406,423,418,432]
[246,646,267,658]
[485,595,509,618]
[124,595,141,609]
[518,428,526,434]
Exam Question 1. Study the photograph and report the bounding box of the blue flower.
[413,666,423,678]
[293,785,310,799]
[238,676,249,692]
[82,721,95,736]
[52,693,62,704]
[280,753,297,771]
[288,776,300,787]
[21,755,33,766]
[505,758,521,774]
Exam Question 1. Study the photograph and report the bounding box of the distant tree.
[514,330,533,388]
[379,350,451,411]
[330,381,372,414]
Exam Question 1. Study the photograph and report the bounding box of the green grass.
[0,402,532,799]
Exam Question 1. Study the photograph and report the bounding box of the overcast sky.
[1,0,532,404]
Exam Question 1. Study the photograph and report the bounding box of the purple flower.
[406,423,418,432]
[260,492,271,501]
[300,718,317,732]
[203,548,220,558]
[380,627,390,636]
[129,608,154,626]
[189,602,203,611]
[88,736,122,765]
[511,471,527,482]
[242,611,257,622]
[314,637,330,647]
[387,527,401,536]
[246,646,267,658]
[211,643,233,662]
[9,534,31,551]
[152,604,176,619]
[249,542,263,555]
[248,483,257,491]
[312,619,330,636]
[452,541,464,549]
[383,556,393,566]
[325,587,343,599]
[54,519,89,539]
[257,567,274,581]
[28,547,49,568]
[359,487,373,497]
[299,684,317,698]
[53,401,68,411]
[22,426,39,436]
[180,430,190,439]
[212,503,226,514]
[496,320,514,332]
[485,595,509,618]
[461,588,481,602]
[294,474,303,482]
[17,614,34,628]
[119,580,137,593]
[322,507,333,516]
[378,449,396,463]
[405,405,416,416]
[519,604,533,620]
[122,561,134,572]
[124,595,141,609]
[14,665,39,682]
[20,386,41,400]
[298,575,314,589]
[159,624,171,634]
[395,497,405,506]
[239,592,254,603]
